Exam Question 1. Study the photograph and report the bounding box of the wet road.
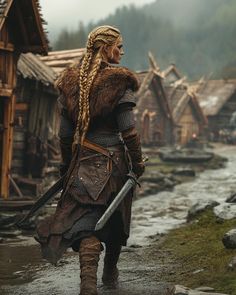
[0,144,236,294]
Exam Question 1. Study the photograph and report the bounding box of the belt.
[81,139,115,157]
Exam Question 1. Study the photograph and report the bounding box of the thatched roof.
[195,79,236,116]
[17,52,55,86]
[136,68,174,122]
[17,48,85,85]
[39,48,85,75]
[0,0,49,54]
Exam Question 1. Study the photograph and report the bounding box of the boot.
[79,236,101,295]
[102,243,121,288]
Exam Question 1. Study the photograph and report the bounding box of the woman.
[36,25,145,295]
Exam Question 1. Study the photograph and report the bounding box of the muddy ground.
[1,144,235,295]
[0,236,175,295]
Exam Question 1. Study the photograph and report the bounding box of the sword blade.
[95,177,136,231]
[17,176,64,227]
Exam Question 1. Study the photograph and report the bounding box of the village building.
[165,81,208,145]
[162,63,183,85]
[194,79,236,141]
[13,48,84,195]
[0,0,48,199]
[136,53,207,146]
[136,55,175,146]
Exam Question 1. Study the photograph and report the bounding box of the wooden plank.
[15,103,28,111]
[0,41,14,51]
[0,70,17,198]
[9,175,24,198]
[0,88,12,97]
[1,98,11,198]
[0,200,35,211]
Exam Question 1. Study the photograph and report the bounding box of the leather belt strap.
[81,139,111,158]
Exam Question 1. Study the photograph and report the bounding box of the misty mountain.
[143,0,228,27]
[52,0,236,80]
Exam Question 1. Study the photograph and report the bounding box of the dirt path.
[0,237,175,295]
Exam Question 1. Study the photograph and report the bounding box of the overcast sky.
[40,0,155,39]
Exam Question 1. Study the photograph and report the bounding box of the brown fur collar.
[56,63,139,121]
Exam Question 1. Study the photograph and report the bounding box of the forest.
[52,0,236,80]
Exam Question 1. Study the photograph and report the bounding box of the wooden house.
[14,48,84,194]
[194,79,236,140]
[0,0,48,199]
[165,82,207,145]
[136,63,175,146]
[136,53,207,146]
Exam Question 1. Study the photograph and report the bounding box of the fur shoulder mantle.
[56,63,139,119]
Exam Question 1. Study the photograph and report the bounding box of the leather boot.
[79,236,101,295]
[102,243,121,288]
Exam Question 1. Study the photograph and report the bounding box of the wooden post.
[0,93,16,199]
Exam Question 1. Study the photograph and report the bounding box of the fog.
[40,0,155,40]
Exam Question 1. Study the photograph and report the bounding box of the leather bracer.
[121,127,145,178]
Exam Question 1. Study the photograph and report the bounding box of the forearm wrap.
[122,127,145,177]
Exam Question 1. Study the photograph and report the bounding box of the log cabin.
[14,49,84,195]
[0,0,48,199]
[136,65,175,146]
[165,81,207,145]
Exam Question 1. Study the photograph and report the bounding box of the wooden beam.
[15,103,28,111]
[0,65,17,198]
[0,88,13,97]
[0,0,14,31]
[31,0,48,54]
[0,41,14,52]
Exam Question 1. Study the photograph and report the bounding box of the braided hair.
[73,25,121,146]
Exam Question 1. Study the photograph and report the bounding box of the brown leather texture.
[78,152,112,200]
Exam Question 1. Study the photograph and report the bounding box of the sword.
[17,176,64,227]
[94,172,138,231]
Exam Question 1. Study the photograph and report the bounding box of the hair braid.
[73,25,121,148]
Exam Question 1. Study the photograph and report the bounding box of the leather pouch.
[78,152,112,200]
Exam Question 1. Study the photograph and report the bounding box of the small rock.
[226,193,236,203]
[228,256,236,271]
[174,285,189,295]
[192,268,204,274]
[214,203,236,220]
[172,168,196,177]
[222,229,236,249]
[163,178,175,188]
[194,287,215,292]
[187,200,219,222]
[175,285,229,295]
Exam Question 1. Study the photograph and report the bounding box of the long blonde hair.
[73,25,121,146]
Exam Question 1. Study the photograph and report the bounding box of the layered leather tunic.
[35,63,144,264]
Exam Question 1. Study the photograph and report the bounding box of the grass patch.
[159,210,236,294]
